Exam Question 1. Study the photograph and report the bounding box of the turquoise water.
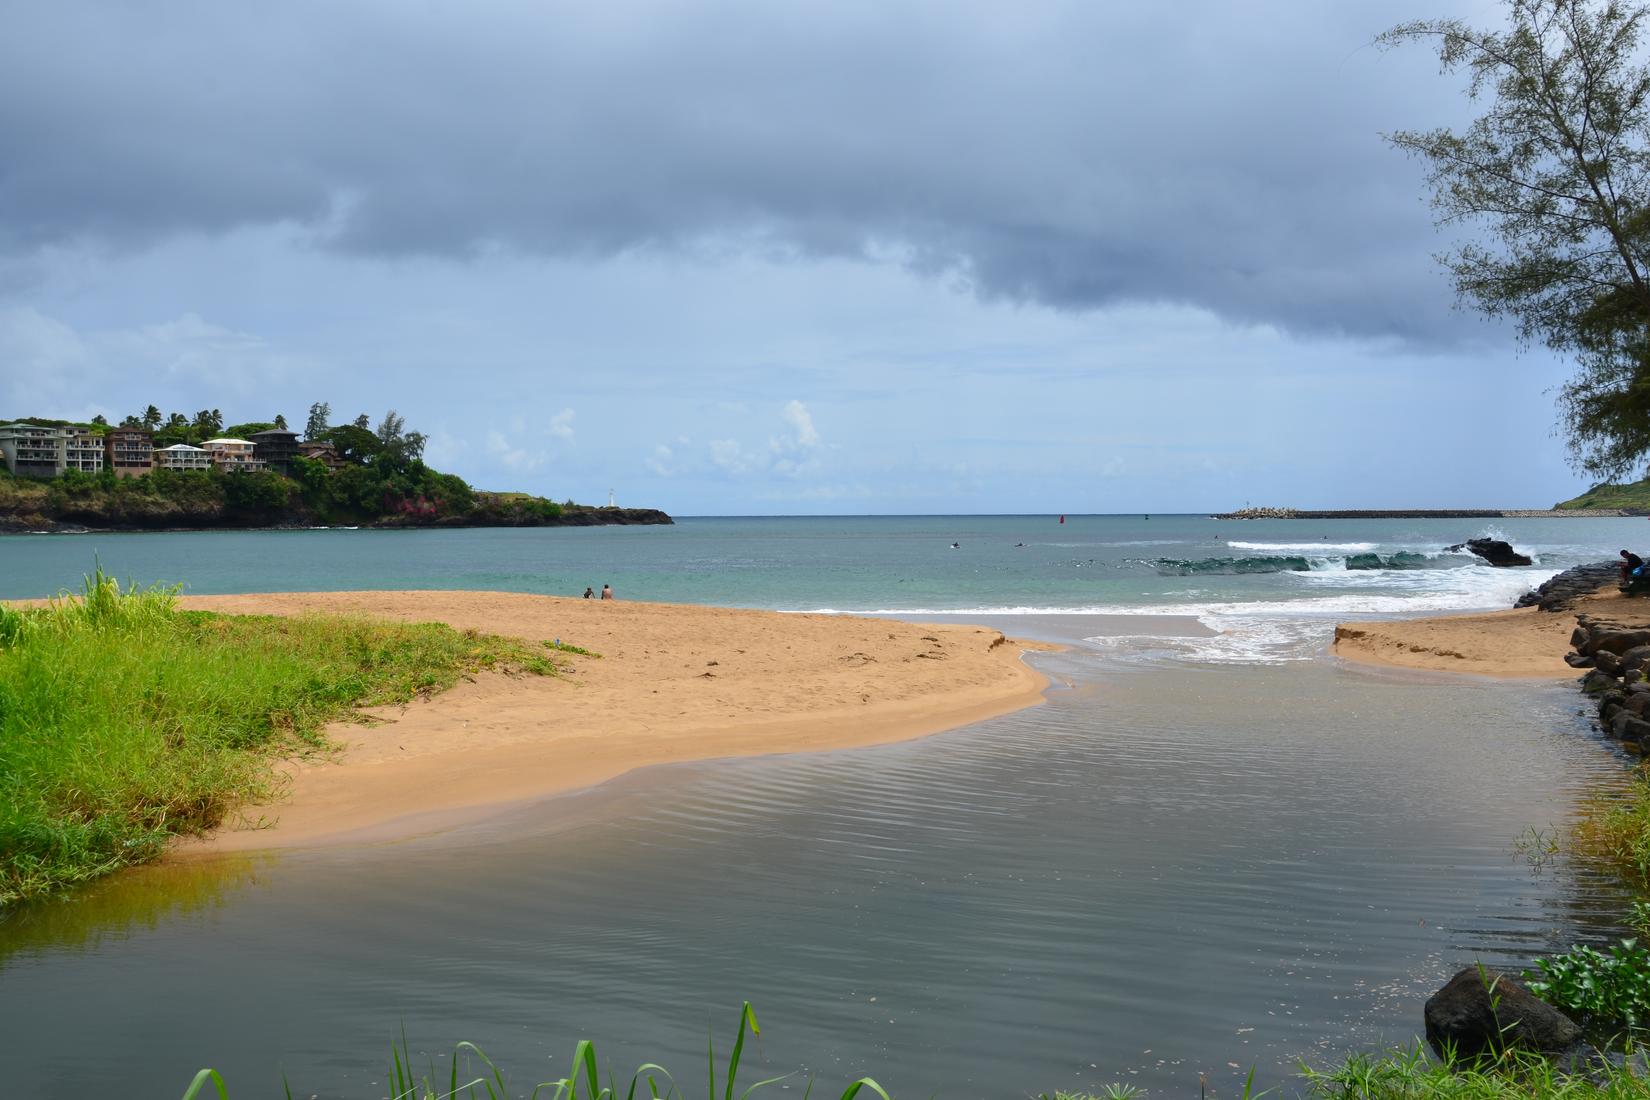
[1,516,1646,1096]
[5,513,1645,610]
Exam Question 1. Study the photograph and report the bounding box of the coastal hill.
[0,409,671,532]
[1553,479,1650,512]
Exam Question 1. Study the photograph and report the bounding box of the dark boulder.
[1448,539,1533,567]
[1585,630,1650,657]
[1424,967,1582,1061]
[1620,715,1650,745]
[1517,562,1619,611]
[1596,650,1625,676]
[1566,652,1595,668]
[1583,670,1620,694]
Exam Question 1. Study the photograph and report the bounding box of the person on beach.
[583,587,594,599]
[1622,550,1644,582]
[601,584,613,600]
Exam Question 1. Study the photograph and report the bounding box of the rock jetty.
[1559,583,1650,750]
[1515,561,1620,611]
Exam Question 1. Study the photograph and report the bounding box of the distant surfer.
[951,541,960,549]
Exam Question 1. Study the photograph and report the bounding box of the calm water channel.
[0,519,1643,1096]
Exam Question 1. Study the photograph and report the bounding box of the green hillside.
[1555,480,1650,510]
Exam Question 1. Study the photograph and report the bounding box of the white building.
[198,437,267,472]
[64,430,103,474]
[154,443,213,471]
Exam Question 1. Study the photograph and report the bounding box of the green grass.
[1553,480,1650,510]
[0,571,565,905]
[178,1003,891,1100]
[1296,1042,1650,1098]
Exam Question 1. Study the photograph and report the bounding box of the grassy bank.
[0,572,560,905]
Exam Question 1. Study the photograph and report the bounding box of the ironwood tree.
[1382,0,1650,480]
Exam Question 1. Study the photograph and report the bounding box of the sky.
[0,0,1602,514]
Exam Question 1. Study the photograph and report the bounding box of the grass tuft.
[1,570,564,906]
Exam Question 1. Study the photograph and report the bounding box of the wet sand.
[170,591,1052,852]
[1333,591,1649,678]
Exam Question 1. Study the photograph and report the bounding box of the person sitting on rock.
[1622,549,1644,583]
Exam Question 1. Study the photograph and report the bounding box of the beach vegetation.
[1523,935,1650,1037]
[1380,0,1650,481]
[1298,1042,1650,1098]
[176,1003,893,1100]
[1555,478,1650,511]
[0,571,564,906]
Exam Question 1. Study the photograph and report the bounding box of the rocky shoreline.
[1214,506,1644,519]
[0,506,674,535]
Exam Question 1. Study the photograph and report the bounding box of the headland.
[171,591,1052,853]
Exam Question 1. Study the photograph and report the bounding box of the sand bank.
[1332,592,1650,678]
[172,591,1051,852]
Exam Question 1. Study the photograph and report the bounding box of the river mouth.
[0,639,1635,1098]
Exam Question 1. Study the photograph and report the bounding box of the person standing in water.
[601,583,614,600]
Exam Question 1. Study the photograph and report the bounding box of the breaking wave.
[1152,552,1451,576]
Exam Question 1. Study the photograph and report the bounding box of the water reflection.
[0,852,274,969]
[0,654,1641,1098]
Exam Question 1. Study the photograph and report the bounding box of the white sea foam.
[803,564,1559,667]
[1227,541,1377,552]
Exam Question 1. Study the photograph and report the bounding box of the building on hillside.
[297,439,346,471]
[199,437,267,472]
[154,443,212,471]
[248,429,299,474]
[64,430,104,473]
[104,427,154,478]
[0,423,81,477]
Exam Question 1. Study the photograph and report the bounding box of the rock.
[1425,967,1582,1061]
[1572,625,1591,648]
[1517,562,1619,611]
[1448,539,1534,568]
[1566,652,1596,668]
[1623,645,1650,671]
[1629,682,1650,695]
[1584,629,1650,657]
[1596,650,1625,676]
[1627,692,1650,717]
[1600,689,1628,716]
[1583,669,1619,694]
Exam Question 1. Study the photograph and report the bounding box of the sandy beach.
[1332,591,1648,678]
[171,591,1051,852]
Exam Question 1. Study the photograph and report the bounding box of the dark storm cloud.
[0,1,1485,341]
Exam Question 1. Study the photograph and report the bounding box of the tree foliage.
[304,401,329,441]
[1382,0,1650,479]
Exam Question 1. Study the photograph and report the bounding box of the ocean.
[0,515,1646,1097]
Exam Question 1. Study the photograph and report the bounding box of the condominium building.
[0,423,70,477]
[104,427,154,478]
[64,430,104,474]
[248,429,299,474]
[0,423,106,476]
[199,437,267,472]
[154,443,212,471]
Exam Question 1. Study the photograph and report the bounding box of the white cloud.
[778,399,819,448]
[487,429,544,472]
[549,407,575,440]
